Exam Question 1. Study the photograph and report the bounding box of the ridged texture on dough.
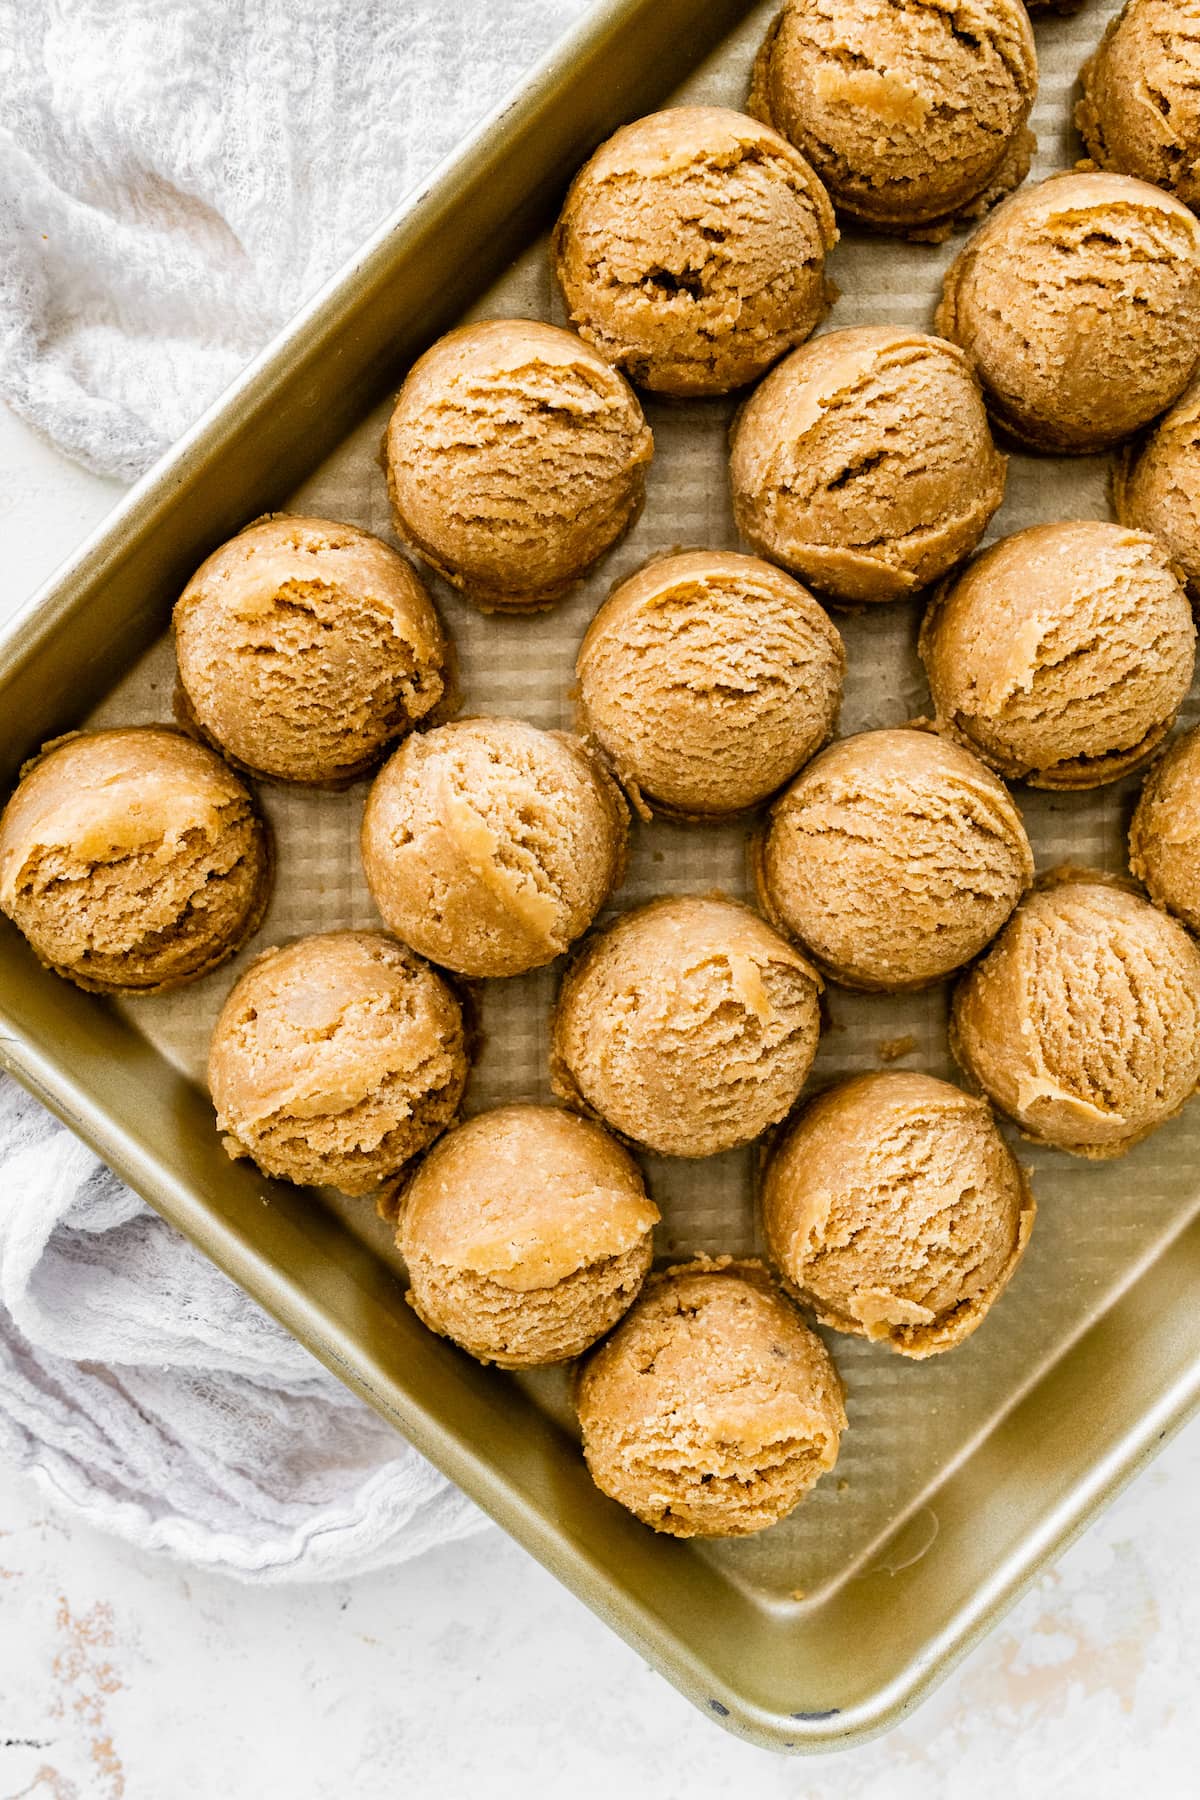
[1129,726,1200,934]
[551,895,822,1159]
[748,0,1037,240]
[385,319,652,611]
[1114,377,1200,602]
[729,327,1006,604]
[762,1071,1035,1356]
[920,521,1196,789]
[400,1105,658,1367]
[361,718,628,979]
[576,549,844,817]
[174,515,447,786]
[951,874,1200,1157]
[1077,1,1200,209]
[0,727,270,994]
[576,1258,845,1537]
[936,171,1200,451]
[208,930,468,1195]
[756,727,1033,991]
[553,106,836,396]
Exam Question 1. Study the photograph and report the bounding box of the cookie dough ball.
[729,328,1006,604]
[361,718,628,979]
[1114,380,1200,602]
[762,1072,1035,1357]
[576,551,845,818]
[399,1105,659,1366]
[553,107,836,397]
[551,896,822,1158]
[385,320,652,611]
[208,930,468,1195]
[749,0,1037,241]
[1078,2,1200,208]
[1130,727,1200,933]
[174,516,448,786]
[0,727,270,994]
[952,874,1200,1157]
[920,522,1196,790]
[936,171,1200,451]
[756,728,1033,992]
[576,1258,845,1537]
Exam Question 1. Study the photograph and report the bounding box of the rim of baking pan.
[1,0,1198,1754]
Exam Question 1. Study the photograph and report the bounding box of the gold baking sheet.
[2,0,1197,1752]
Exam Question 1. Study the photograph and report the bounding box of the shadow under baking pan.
[0,0,1195,1754]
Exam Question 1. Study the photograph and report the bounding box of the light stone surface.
[0,1437,1198,1796]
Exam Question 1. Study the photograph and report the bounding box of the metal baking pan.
[1,0,1196,1752]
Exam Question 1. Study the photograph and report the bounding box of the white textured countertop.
[1,409,1198,1799]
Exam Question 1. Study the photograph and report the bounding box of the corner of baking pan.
[690,1353,1200,1751]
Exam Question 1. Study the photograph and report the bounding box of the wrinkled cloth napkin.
[0,0,587,1580]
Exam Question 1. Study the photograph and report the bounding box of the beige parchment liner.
[89,1,1187,1603]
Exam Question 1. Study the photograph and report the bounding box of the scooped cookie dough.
[936,171,1200,451]
[174,515,448,787]
[550,895,822,1159]
[1114,379,1200,602]
[576,550,844,818]
[920,522,1196,790]
[1129,727,1200,934]
[749,0,1037,241]
[385,319,653,611]
[208,930,468,1195]
[762,1072,1035,1357]
[729,327,1006,604]
[399,1105,659,1366]
[575,1258,845,1537]
[0,726,270,994]
[1077,1,1200,208]
[361,717,628,979]
[553,106,836,396]
[755,727,1033,991]
[951,873,1200,1157]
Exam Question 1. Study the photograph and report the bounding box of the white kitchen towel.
[0,0,587,480]
[0,0,589,1579]
[0,1084,489,1579]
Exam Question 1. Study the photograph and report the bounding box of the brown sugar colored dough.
[174,515,448,787]
[755,728,1033,992]
[399,1105,659,1367]
[762,1072,1035,1358]
[552,106,836,397]
[550,895,822,1159]
[208,930,468,1196]
[1129,727,1200,934]
[936,171,1200,452]
[1114,380,1200,602]
[361,717,628,979]
[385,319,652,612]
[1078,2,1200,209]
[748,0,1037,241]
[729,327,1006,605]
[575,1258,845,1538]
[952,873,1200,1158]
[576,550,845,819]
[0,727,270,994]
[920,521,1196,791]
